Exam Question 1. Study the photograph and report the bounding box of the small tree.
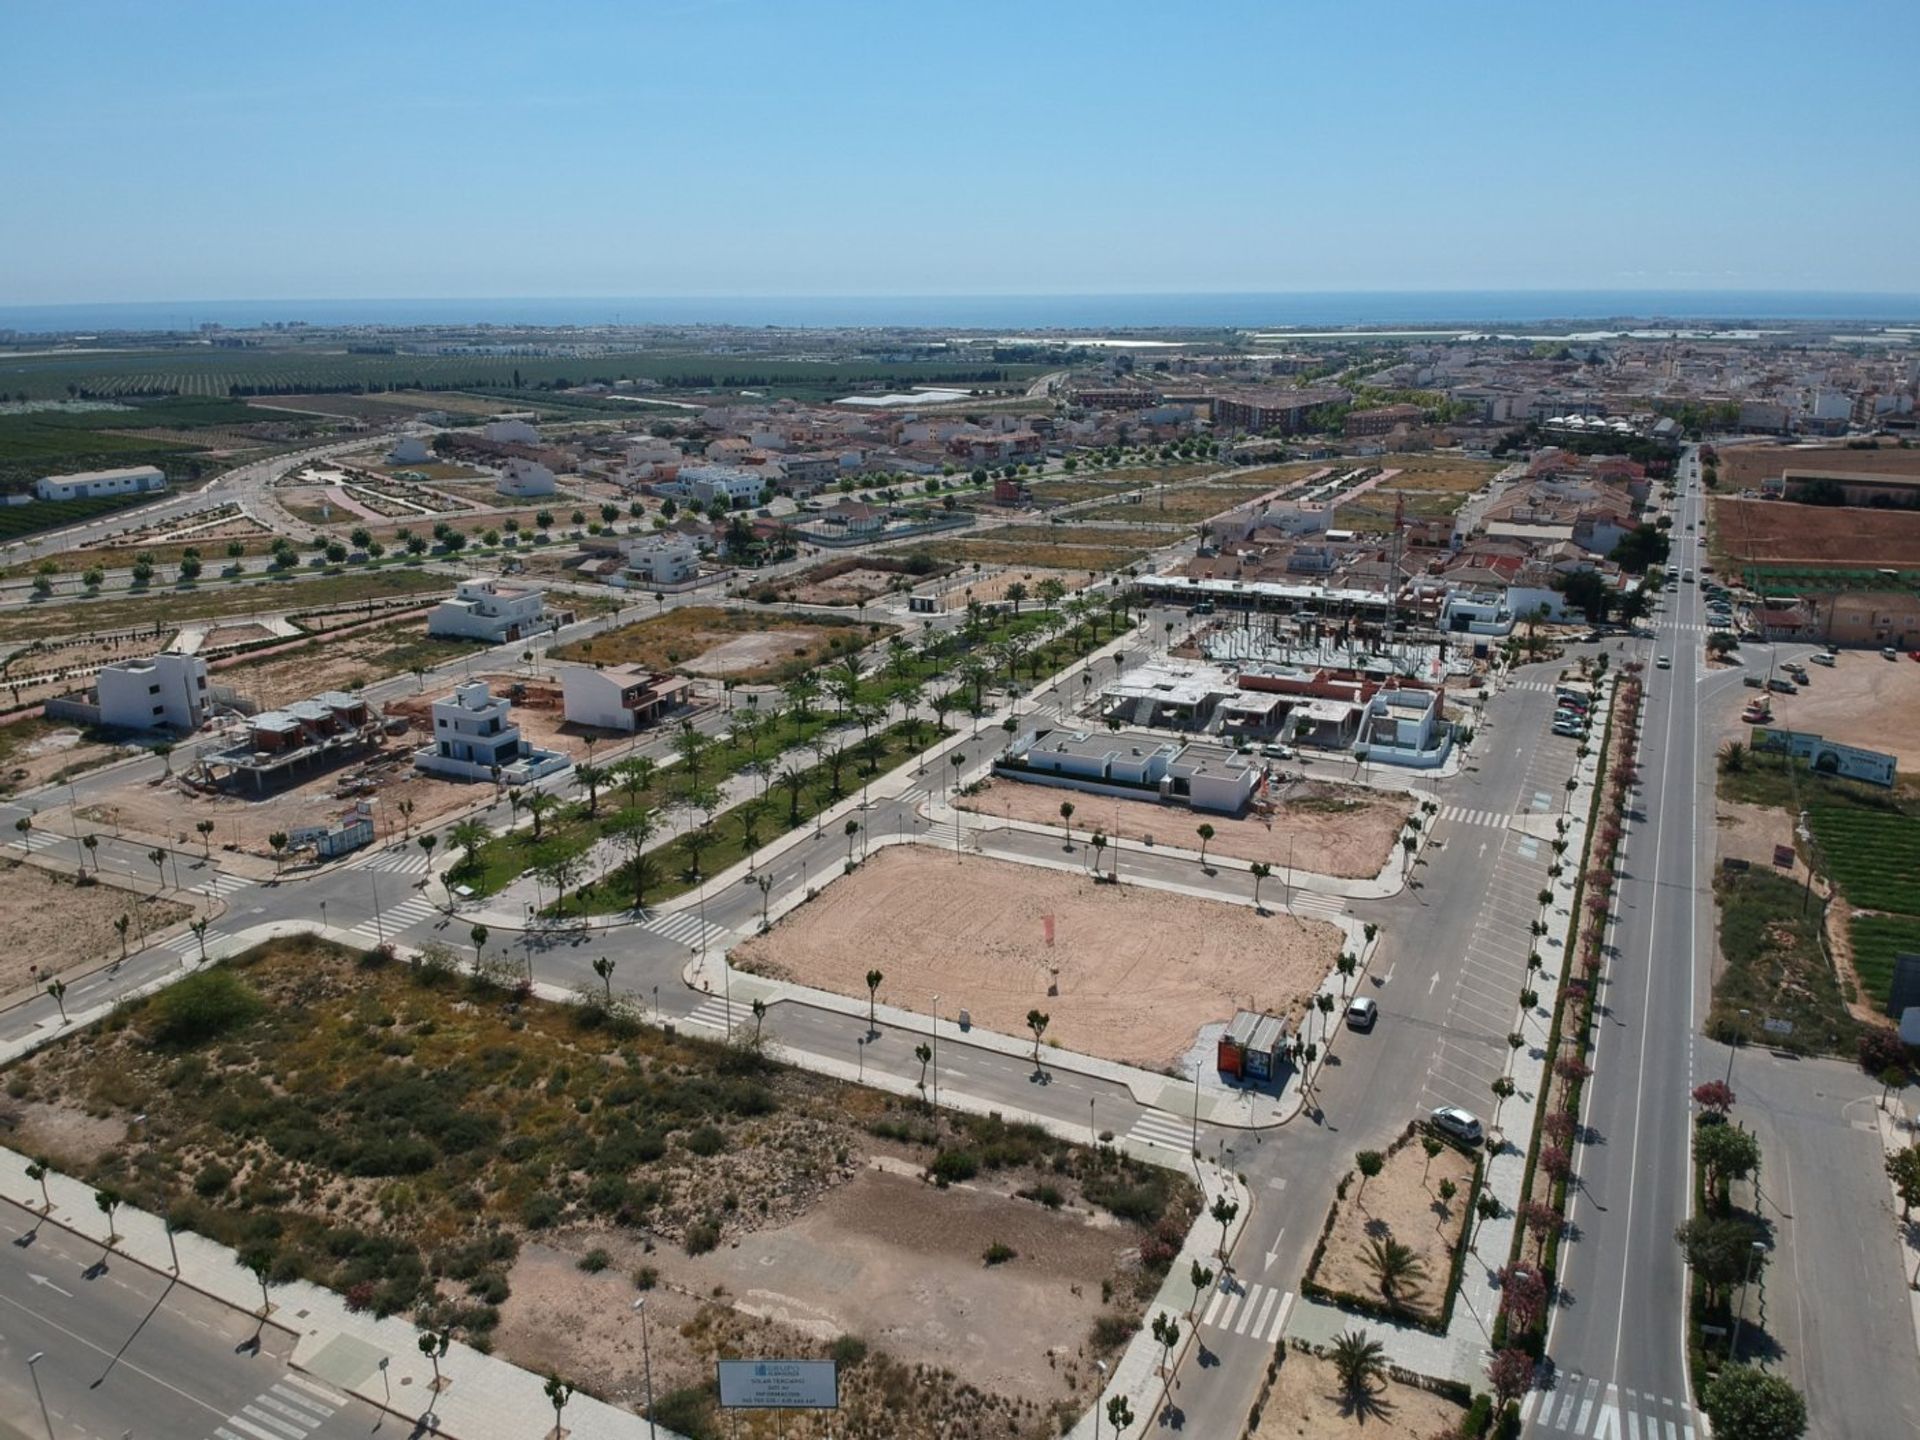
[543,1374,574,1436]
[1701,1365,1807,1440]
[1328,1328,1387,1404]
[1195,823,1215,868]
[241,1246,275,1314]
[865,968,883,1036]
[46,977,69,1022]
[1026,1008,1050,1067]
[196,819,216,857]
[751,997,767,1042]
[1885,1145,1920,1221]
[1692,1080,1736,1116]
[470,923,489,966]
[1354,1149,1385,1205]
[1486,1348,1534,1408]
[25,1158,51,1212]
[1210,1194,1238,1260]
[1250,860,1271,910]
[1106,1395,1135,1438]
[1188,1259,1214,1316]
[190,918,209,964]
[845,817,861,864]
[95,1185,122,1248]
[113,914,130,959]
[1420,1134,1443,1183]
[592,955,616,1003]
[1059,800,1075,848]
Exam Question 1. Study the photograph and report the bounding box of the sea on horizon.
[2,290,1918,336]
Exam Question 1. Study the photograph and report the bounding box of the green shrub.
[928,1149,979,1186]
[146,969,263,1047]
[983,1240,1016,1265]
[522,1192,562,1229]
[684,1124,726,1157]
[651,1386,720,1440]
[577,1248,612,1273]
[827,1334,868,1368]
[193,1162,234,1197]
[685,1217,722,1255]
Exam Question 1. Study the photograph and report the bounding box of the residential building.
[1000,728,1259,815]
[34,465,168,502]
[770,454,838,493]
[621,535,700,586]
[428,578,552,643]
[678,464,768,508]
[387,436,431,464]
[557,663,693,733]
[495,457,557,498]
[196,691,379,794]
[1208,387,1349,435]
[414,681,568,784]
[1811,590,1920,649]
[93,653,210,731]
[483,418,540,444]
[1343,403,1425,438]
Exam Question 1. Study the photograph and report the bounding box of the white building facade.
[35,465,168,502]
[428,579,551,642]
[496,457,557,498]
[414,681,568,784]
[95,653,210,731]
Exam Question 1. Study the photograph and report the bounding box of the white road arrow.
[27,1273,73,1298]
[1262,1228,1285,1272]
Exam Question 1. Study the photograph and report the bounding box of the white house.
[483,418,540,444]
[95,653,210,731]
[678,464,767,508]
[387,436,431,464]
[557,663,692,733]
[621,535,700,586]
[496,457,557,498]
[428,578,552,643]
[1162,742,1261,814]
[34,465,168,502]
[414,681,568,784]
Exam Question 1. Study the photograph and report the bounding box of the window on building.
[149,684,161,695]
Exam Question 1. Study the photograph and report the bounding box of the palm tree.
[776,765,807,825]
[1363,1236,1428,1306]
[914,1042,932,1099]
[1328,1329,1388,1404]
[575,762,607,818]
[608,807,659,909]
[526,791,553,841]
[1210,1194,1238,1258]
[1026,1008,1049,1068]
[1004,581,1028,614]
[592,955,616,1002]
[865,969,883,1036]
[1250,861,1271,910]
[844,818,861,864]
[1059,800,1075,848]
[750,997,767,1042]
[1195,823,1215,868]
[450,818,487,876]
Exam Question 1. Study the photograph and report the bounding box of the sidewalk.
[0,1148,688,1440]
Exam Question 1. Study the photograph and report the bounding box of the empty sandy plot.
[0,860,192,997]
[1715,650,1920,772]
[1308,1137,1475,1325]
[961,776,1408,880]
[732,848,1341,1069]
[1252,1350,1465,1440]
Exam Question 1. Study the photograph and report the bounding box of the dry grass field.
[1719,442,1920,491]
[552,604,884,683]
[0,860,192,997]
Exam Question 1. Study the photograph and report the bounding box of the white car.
[1656,655,1672,669]
[1429,1106,1484,1146]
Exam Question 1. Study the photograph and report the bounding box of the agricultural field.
[1849,914,1920,1016]
[0,490,162,543]
[1717,441,1920,492]
[1808,799,1920,916]
[0,397,326,495]
[0,936,1194,1440]
[1079,485,1283,525]
[552,605,884,684]
[0,347,1045,405]
[1712,496,1920,576]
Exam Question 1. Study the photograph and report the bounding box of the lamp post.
[1093,1359,1109,1439]
[1729,1239,1767,1361]
[631,1299,656,1439]
[1724,1008,1751,1085]
[27,1352,54,1440]
[930,994,941,1115]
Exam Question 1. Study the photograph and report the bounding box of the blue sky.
[3,0,1916,304]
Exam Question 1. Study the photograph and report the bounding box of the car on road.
[1346,997,1378,1031]
[1885,647,1901,661]
[1552,718,1584,738]
[1259,742,1296,760]
[1743,674,1765,688]
[1656,655,1672,669]
[1429,1106,1483,1145]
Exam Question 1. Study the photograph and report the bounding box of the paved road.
[0,1198,387,1440]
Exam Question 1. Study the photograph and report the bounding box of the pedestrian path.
[361,847,432,875]
[1506,679,1559,693]
[13,828,62,853]
[1435,804,1511,830]
[343,895,438,945]
[679,995,740,1033]
[1126,1109,1195,1156]
[1200,1279,1294,1345]
[1520,1377,1700,1440]
[212,1374,347,1440]
[640,909,729,948]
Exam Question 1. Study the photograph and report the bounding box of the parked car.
[1743,675,1765,688]
[1346,997,1379,1032]
[1767,677,1797,693]
[1885,647,1900,661]
[1656,655,1672,669]
[1259,743,1296,760]
[1429,1106,1484,1145]
[1810,652,1835,667]
[1552,719,1584,738]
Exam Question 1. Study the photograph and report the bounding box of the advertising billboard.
[1748,727,1898,788]
[717,1360,839,1410]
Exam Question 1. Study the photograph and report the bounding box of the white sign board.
[717,1360,838,1410]
[1749,727,1898,788]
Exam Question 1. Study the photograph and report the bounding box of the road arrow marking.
[1262,1228,1285,1272]
[28,1273,73,1297]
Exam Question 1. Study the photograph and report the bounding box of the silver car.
[1429,1106,1484,1145]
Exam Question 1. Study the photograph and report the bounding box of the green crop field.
[0,491,162,542]
[1848,914,1920,1014]
[0,348,1042,404]
[1808,800,1920,917]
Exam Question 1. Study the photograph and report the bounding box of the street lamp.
[1729,1239,1768,1361]
[930,994,941,1114]
[1724,1008,1752,1085]
[1093,1359,1109,1439]
[26,1352,54,1440]
[631,1299,656,1439]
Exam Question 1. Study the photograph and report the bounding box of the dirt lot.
[732,848,1343,1070]
[1712,496,1920,569]
[0,717,130,796]
[963,777,1407,881]
[1310,1136,1474,1325]
[909,536,1155,576]
[553,605,881,683]
[212,612,484,709]
[1,935,1191,1440]
[923,565,1089,610]
[1252,1349,1466,1440]
[0,860,192,998]
[1715,650,1920,772]
[1715,800,1806,881]
[1719,443,1920,491]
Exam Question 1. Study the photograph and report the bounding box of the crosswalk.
[1126,1109,1195,1156]
[195,869,251,899]
[153,929,208,962]
[1288,891,1348,922]
[1199,1280,1294,1346]
[1507,679,1559,693]
[679,996,739,1033]
[639,908,729,949]
[361,847,432,874]
[1435,804,1510,830]
[343,895,439,945]
[210,1373,345,1440]
[1521,1377,1700,1440]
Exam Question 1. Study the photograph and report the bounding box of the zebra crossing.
[209,1373,345,1440]
[361,847,432,875]
[1126,1109,1195,1156]
[1287,890,1348,922]
[678,995,739,1033]
[343,895,439,944]
[1520,1376,1699,1440]
[639,908,729,949]
[12,827,62,853]
[1434,804,1510,831]
[195,869,251,899]
[1199,1280,1294,1346]
[1507,679,1559,693]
